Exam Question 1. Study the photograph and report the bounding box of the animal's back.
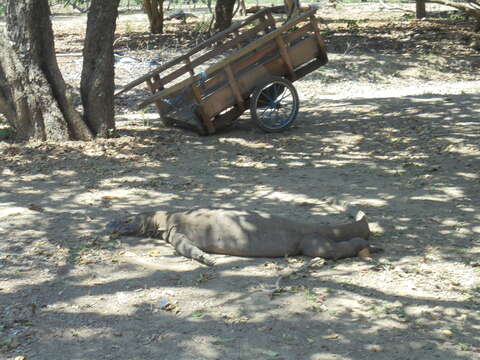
[168,208,304,257]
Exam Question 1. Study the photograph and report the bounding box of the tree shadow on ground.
[1,90,479,358]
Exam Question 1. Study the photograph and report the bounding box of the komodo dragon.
[106,208,379,266]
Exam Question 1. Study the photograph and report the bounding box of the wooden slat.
[294,58,326,79]
[224,64,244,110]
[137,8,316,108]
[185,58,195,76]
[191,83,215,134]
[151,74,164,92]
[275,35,296,80]
[309,14,328,63]
[233,29,242,49]
[146,78,164,115]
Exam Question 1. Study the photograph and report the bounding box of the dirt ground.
[1,2,480,360]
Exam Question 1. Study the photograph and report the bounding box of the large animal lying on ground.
[106,208,380,266]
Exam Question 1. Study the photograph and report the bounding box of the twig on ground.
[264,257,325,298]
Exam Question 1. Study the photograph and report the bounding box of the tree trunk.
[81,0,121,137]
[416,0,427,19]
[214,0,236,31]
[0,0,93,141]
[144,0,164,34]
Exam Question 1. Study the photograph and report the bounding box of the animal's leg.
[326,211,371,243]
[168,228,216,266]
[302,237,369,260]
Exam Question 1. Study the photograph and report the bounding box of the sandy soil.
[1,3,480,360]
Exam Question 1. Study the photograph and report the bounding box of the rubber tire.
[250,76,299,133]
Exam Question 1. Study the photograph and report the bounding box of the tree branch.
[427,0,480,20]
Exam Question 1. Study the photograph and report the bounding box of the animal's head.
[106,216,141,236]
[105,212,166,237]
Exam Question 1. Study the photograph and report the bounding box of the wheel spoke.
[260,91,274,104]
[278,91,291,102]
[260,105,274,118]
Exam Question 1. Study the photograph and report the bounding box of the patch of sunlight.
[441,218,461,227]
[381,168,406,175]
[441,187,465,199]
[214,174,233,180]
[355,198,389,207]
[218,137,273,149]
[314,159,357,167]
[287,161,310,167]
[0,206,37,218]
[116,112,158,121]
[456,172,478,180]
[410,194,449,202]
[310,353,353,360]
[254,189,320,205]
[445,143,480,155]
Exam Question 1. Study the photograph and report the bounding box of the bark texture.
[416,0,427,18]
[81,0,120,137]
[214,0,236,31]
[0,0,93,141]
[144,0,164,34]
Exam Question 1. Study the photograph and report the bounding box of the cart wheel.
[250,77,299,133]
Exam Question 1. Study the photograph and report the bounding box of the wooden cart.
[116,6,328,135]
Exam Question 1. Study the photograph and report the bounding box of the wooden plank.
[145,78,164,115]
[137,8,317,108]
[294,58,326,79]
[116,7,275,96]
[191,83,215,134]
[151,74,164,92]
[213,101,249,131]
[185,58,195,76]
[224,64,244,110]
[233,29,242,49]
[275,35,296,80]
[309,14,328,63]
